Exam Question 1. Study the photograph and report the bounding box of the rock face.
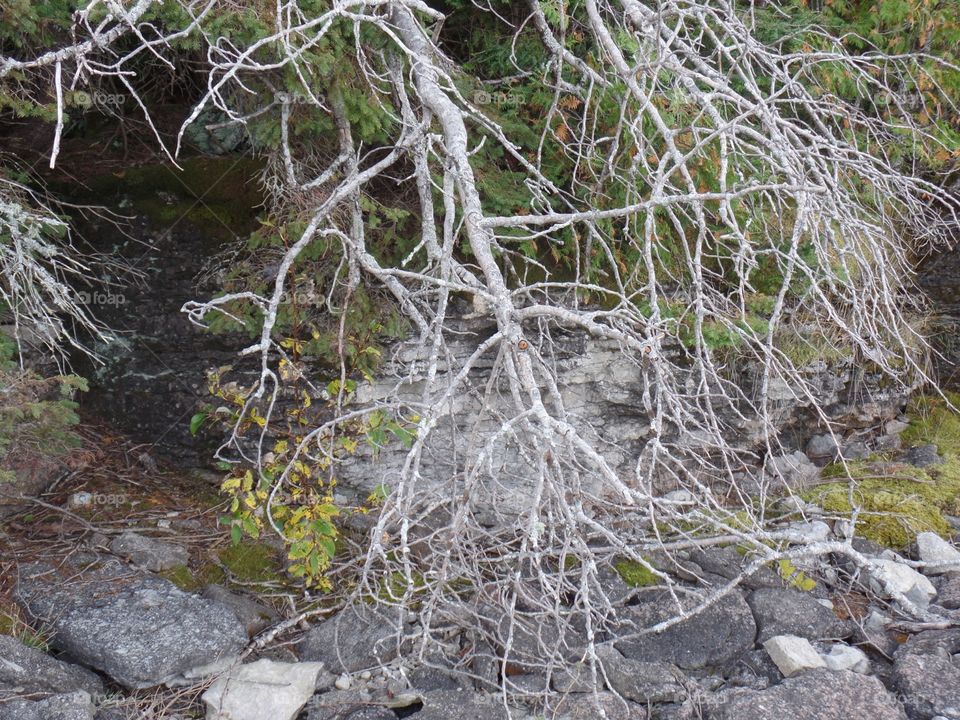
[597,647,687,703]
[201,585,279,637]
[0,635,104,696]
[202,659,325,720]
[14,559,247,688]
[298,606,410,674]
[710,669,907,720]
[748,588,851,643]
[109,532,189,572]
[915,532,960,575]
[868,558,937,607]
[613,590,756,671]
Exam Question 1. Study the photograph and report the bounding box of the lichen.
[613,557,658,587]
[159,562,226,592]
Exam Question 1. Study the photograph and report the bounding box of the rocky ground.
[4,418,960,720]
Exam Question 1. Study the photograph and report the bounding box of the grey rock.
[550,664,597,693]
[725,649,783,690]
[598,646,687,703]
[893,629,960,720]
[709,669,907,720]
[547,692,646,720]
[768,451,820,488]
[687,546,784,589]
[806,434,841,461]
[0,635,103,696]
[747,588,852,643]
[916,532,960,575]
[902,444,945,467]
[762,635,826,677]
[14,560,246,689]
[613,590,756,671]
[304,691,396,720]
[492,613,587,671]
[412,690,508,720]
[202,659,325,720]
[108,532,189,572]
[298,606,409,674]
[868,558,937,607]
[840,441,871,460]
[0,690,95,720]
[935,575,960,610]
[201,585,279,637]
[408,664,469,692]
[821,644,870,674]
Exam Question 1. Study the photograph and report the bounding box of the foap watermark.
[275,91,317,106]
[68,491,129,508]
[74,289,126,307]
[474,90,523,107]
[70,90,127,109]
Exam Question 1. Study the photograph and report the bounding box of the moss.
[218,541,286,583]
[159,562,226,592]
[802,455,960,549]
[902,392,960,455]
[776,559,817,591]
[613,558,658,588]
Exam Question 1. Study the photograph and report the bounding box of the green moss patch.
[613,558,658,587]
[159,562,226,592]
[217,541,286,584]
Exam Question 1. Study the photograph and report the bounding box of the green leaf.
[189,412,207,436]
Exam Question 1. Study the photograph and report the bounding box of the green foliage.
[613,557,658,587]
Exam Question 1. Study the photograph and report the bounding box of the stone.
[0,635,104,696]
[491,612,587,671]
[0,690,95,720]
[687,545,784,589]
[710,669,907,720]
[768,451,820,488]
[886,420,910,435]
[916,532,960,575]
[409,690,509,720]
[613,590,756,671]
[806,434,841,461]
[902,444,944,467]
[821,644,870,674]
[550,665,597,693]
[747,588,851,644]
[935,575,960,609]
[762,635,827,677]
[201,585,279,637]
[724,649,783,690]
[298,606,410,674]
[202,659,325,720]
[108,531,189,572]
[14,560,246,689]
[408,664,469,692]
[781,520,831,544]
[304,690,397,720]
[547,691,646,720]
[598,647,687,703]
[868,558,938,607]
[335,674,351,691]
[893,629,960,720]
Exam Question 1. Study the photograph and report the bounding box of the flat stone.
[202,659,325,720]
[806,434,841,461]
[748,588,851,643]
[411,690,509,720]
[0,690,95,720]
[762,635,827,677]
[868,558,937,607]
[14,560,246,689]
[821,644,870,674]
[710,669,907,720]
[613,590,756,671]
[687,546,784,589]
[0,635,104,696]
[781,520,831,544]
[598,647,687,703]
[201,585,279,637]
[916,532,960,575]
[298,606,409,674]
[109,532,189,572]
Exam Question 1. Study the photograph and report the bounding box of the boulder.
[0,635,103,696]
[762,635,826,677]
[298,606,410,674]
[407,690,508,720]
[748,588,851,644]
[597,646,687,703]
[202,659,325,720]
[901,444,944,467]
[868,558,937,607]
[806,434,841,461]
[916,532,960,575]
[935,575,960,609]
[892,629,960,720]
[201,585,279,637]
[709,669,907,720]
[613,590,756,671]
[0,690,95,720]
[14,560,247,689]
[108,532,189,572]
[768,451,820,488]
[687,546,784,589]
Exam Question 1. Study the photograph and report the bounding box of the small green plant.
[613,557,658,587]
